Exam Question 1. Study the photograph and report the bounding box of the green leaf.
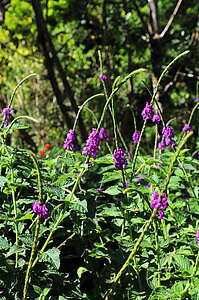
[171,281,187,294]
[103,186,121,195]
[71,199,87,213]
[173,255,193,274]
[77,267,89,278]
[0,176,8,187]
[41,247,60,270]
[100,173,121,184]
[98,204,122,217]
[0,237,10,250]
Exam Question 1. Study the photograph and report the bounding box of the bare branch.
[160,0,183,38]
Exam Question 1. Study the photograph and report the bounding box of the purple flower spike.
[32,202,41,214]
[158,141,165,150]
[196,229,199,245]
[2,107,11,127]
[162,126,174,139]
[132,130,140,144]
[151,191,168,219]
[182,124,191,134]
[159,210,164,220]
[82,128,101,159]
[99,74,107,81]
[113,148,127,171]
[141,102,154,121]
[32,202,50,219]
[63,129,76,151]
[162,126,175,147]
[152,114,161,124]
[99,127,107,140]
[38,204,50,219]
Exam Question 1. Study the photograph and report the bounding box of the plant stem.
[23,218,40,300]
[11,168,19,268]
[31,168,85,269]
[104,208,157,300]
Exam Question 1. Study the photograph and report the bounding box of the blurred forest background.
[0,0,198,151]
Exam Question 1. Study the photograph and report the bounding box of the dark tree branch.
[31,0,87,140]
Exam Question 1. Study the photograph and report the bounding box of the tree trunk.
[31,0,87,141]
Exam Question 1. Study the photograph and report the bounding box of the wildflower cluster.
[2,107,11,127]
[113,148,127,170]
[141,102,154,121]
[132,130,140,144]
[32,202,50,219]
[151,191,168,219]
[63,129,76,151]
[160,125,175,148]
[82,127,107,160]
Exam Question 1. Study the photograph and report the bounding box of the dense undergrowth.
[0,51,198,300]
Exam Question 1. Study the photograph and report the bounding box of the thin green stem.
[104,209,157,300]
[23,218,40,300]
[153,220,161,286]
[8,74,36,108]
[27,150,43,204]
[31,168,86,269]
[11,168,19,268]
[73,93,104,131]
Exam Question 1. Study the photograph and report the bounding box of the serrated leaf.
[41,247,60,269]
[173,255,193,274]
[98,204,122,217]
[0,176,8,187]
[103,186,121,195]
[0,237,10,250]
[43,184,65,198]
[171,281,187,294]
[71,199,87,213]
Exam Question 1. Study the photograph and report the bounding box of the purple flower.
[99,74,107,81]
[162,126,174,139]
[32,202,50,219]
[136,177,142,182]
[113,148,127,171]
[141,102,154,121]
[146,183,151,188]
[39,205,50,219]
[196,229,199,245]
[99,127,107,140]
[151,191,161,209]
[96,187,103,192]
[132,130,140,144]
[158,141,165,150]
[63,129,76,151]
[162,126,175,147]
[151,191,168,219]
[152,114,161,124]
[2,107,11,127]
[32,202,41,214]
[159,210,164,220]
[182,124,191,134]
[195,97,199,102]
[82,128,101,159]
